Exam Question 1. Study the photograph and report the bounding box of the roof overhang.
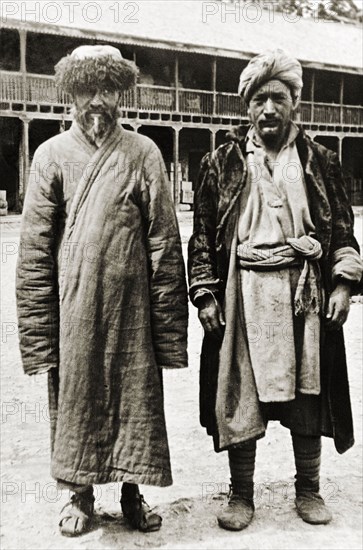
[1,16,362,75]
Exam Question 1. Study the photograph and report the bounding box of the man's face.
[73,88,120,140]
[247,79,297,146]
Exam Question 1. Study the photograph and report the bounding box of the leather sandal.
[59,488,95,537]
[121,489,162,532]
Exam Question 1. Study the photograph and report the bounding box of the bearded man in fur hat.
[16,45,188,536]
[188,49,362,530]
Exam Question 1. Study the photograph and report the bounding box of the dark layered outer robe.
[16,122,188,487]
[188,125,361,455]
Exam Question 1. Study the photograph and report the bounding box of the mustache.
[84,108,112,118]
[74,108,114,130]
[259,119,281,128]
[72,104,118,117]
[86,105,110,113]
[260,118,280,123]
[71,106,122,138]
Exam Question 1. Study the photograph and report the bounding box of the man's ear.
[290,88,300,111]
[292,97,300,111]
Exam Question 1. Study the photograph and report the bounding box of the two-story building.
[0,0,362,210]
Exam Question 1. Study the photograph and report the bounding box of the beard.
[255,118,290,148]
[73,105,120,142]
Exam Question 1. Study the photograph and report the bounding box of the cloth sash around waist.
[237,235,323,315]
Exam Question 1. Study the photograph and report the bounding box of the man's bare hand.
[198,294,226,340]
[325,283,351,331]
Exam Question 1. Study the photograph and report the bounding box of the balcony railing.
[1,71,362,126]
[0,72,24,102]
[137,85,175,112]
[216,92,248,118]
[0,72,72,105]
[26,74,70,104]
[179,88,213,115]
[343,106,363,126]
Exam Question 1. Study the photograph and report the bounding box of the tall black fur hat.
[55,45,138,95]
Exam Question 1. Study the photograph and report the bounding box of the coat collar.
[216,124,332,257]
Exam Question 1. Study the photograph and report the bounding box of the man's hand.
[198,294,226,341]
[325,282,351,331]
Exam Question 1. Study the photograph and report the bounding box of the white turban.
[238,49,303,104]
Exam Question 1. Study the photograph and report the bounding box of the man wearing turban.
[189,49,362,530]
[16,45,188,536]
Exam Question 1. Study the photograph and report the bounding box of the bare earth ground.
[1,211,362,550]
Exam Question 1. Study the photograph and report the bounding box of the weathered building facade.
[0,2,362,210]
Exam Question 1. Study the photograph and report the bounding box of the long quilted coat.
[16,123,188,487]
[188,125,360,455]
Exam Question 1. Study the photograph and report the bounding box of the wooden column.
[339,74,344,125]
[19,29,27,72]
[19,30,27,101]
[172,126,180,206]
[174,54,179,112]
[338,136,343,165]
[212,57,217,116]
[210,129,216,152]
[133,50,137,109]
[311,70,315,123]
[19,118,30,198]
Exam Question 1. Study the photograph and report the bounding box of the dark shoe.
[121,486,162,532]
[217,488,254,531]
[59,487,95,537]
[295,491,332,525]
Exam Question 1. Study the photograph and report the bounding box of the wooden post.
[19,29,27,72]
[212,57,217,116]
[172,126,180,206]
[175,54,179,112]
[19,29,27,101]
[339,74,344,125]
[19,118,30,199]
[133,50,137,109]
[338,136,343,165]
[311,70,315,123]
[210,129,216,152]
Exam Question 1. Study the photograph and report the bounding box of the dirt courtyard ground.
[1,212,362,550]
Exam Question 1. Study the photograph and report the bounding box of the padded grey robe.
[17,123,188,486]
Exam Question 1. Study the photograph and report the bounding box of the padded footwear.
[295,491,332,525]
[59,488,95,537]
[217,491,254,531]
[121,488,162,532]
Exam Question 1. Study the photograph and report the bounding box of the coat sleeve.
[16,145,62,375]
[187,152,220,305]
[322,149,363,291]
[322,149,360,254]
[140,144,188,369]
